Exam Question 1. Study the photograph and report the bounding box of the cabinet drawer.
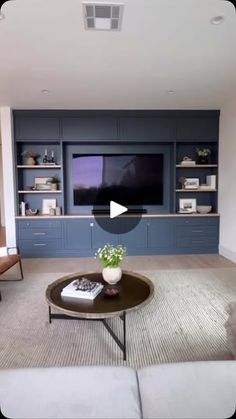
[18,220,61,229]
[176,225,218,238]
[176,236,218,248]
[176,217,218,226]
[19,228,62,239]
[19,239,63,251]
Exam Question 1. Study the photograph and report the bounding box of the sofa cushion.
[0,366,141,419]
[137,361,236,419]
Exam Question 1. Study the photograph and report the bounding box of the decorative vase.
[26,156,36,165]
[198,156,208,165]
[102,267,122,285]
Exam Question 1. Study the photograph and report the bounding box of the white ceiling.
[0,0,235,109]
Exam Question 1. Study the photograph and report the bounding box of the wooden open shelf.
[176,189,217,192]
[17,165,62,169]
[176,164,218,168]
[18,190,62,194]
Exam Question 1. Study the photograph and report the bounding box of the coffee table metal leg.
[48,308,127,360]
[48,306,52,324]
[122,311,126,361]
[102,311,126,361]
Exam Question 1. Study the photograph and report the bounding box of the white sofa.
[225,302,236,358]
[0,361,235,419]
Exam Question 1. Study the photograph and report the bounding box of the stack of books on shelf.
[199,175,217,190]
[180,159,196,166]
[61,277,103,300]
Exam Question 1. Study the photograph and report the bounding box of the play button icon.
[93,189,144,235]
[110,201,128,219]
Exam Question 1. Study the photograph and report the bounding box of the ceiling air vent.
[83,2,124,31]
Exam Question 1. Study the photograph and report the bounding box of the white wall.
[219,98,236,262]
[0,107,16,247]
[0,143,5,227]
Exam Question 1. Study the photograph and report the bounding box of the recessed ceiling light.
[41,89,50,94]
[166,90,176,95]
[0,13,5,20]
[210,15,225,25]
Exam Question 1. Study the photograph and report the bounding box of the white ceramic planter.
[102,267,122,285]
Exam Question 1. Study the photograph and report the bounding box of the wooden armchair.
[0,248,24,301]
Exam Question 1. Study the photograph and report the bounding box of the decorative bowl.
[197,205,212,214]
[103,285,120,297]
[26,209,38,216]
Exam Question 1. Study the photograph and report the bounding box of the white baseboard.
[219,245,236,263]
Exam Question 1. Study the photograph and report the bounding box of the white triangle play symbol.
[110,201,128,219]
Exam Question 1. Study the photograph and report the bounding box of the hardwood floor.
[22,253,236,274]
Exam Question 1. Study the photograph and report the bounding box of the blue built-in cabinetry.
[119,115,176,141]
[13,110,220,258]
[176,116,219,141]
[62,115,118,141]
[15,116,60,141]
[16,216,219,258]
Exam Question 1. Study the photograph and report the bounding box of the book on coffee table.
[61,279,103,300]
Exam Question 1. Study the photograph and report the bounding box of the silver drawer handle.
[90,223,94,227]
[33,232,46,236]
[192,240,204,244]
[192,230,204,233]
[33,243,47,247]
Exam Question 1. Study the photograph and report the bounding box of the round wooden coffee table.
[46,270,154,360]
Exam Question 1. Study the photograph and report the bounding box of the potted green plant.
[95,244,127,284]
[196,148,211,164]
[46,176,60,191]
[21,151,40,165]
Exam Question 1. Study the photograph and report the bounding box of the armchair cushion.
[0,255,21,275]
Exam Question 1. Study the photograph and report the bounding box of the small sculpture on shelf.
[180,156,196,166]
[21,151,40,166]
[178,176,187,189]
[42,149,56,165]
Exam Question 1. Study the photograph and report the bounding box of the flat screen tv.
[72,154,163,206]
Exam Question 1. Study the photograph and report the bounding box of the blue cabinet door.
[177,117,219,141]
[120,117,175,141]
[64,219,92,249]
[15,117,60,141]
[91,220,119,249]
[62,117,118,141]
[119,219,147,251]
[147,218,175,248]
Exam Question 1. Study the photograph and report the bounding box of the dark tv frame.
[72,153,164,207]
[65,144,172,214]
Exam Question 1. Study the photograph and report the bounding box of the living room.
[0,0,236,418]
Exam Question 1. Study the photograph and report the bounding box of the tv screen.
[72,154,163,206]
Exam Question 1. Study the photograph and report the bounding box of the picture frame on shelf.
[184,178,199,190]
[42,199,57,215]
[179,198,197,214]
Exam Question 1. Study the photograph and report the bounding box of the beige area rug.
[0,268,235,369]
